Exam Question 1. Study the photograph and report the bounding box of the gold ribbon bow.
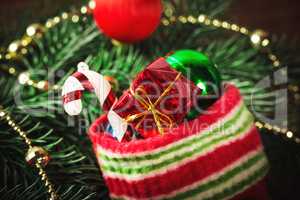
[125,72,182,134]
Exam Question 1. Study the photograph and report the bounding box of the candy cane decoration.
[62,62,130,141]
[62,62,116,116]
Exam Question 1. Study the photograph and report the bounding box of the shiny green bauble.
[166,49,222,119]
[166,49,221,95]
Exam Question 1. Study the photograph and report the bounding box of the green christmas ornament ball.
[165,49,222,119]
[166,49,221,95]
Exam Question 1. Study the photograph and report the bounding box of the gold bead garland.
[0,2,299,146]
[0,106,58,200]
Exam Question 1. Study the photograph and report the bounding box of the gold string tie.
[125,72,182,134]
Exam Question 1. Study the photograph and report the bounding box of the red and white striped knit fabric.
[89,84,270,200]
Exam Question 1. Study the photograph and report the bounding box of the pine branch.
[0,77,102,197]
[0,180,99,200]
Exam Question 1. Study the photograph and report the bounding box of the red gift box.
[111,57,201,138]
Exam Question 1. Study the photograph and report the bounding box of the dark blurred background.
[0,0,299,46]
[229,0,300,39]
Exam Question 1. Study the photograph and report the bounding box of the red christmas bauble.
[93,0,162,43]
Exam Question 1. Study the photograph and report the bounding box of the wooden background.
[0,0,299,45]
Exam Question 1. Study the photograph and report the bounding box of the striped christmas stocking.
[89,84,270,200]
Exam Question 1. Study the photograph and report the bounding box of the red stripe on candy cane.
[103,90,116,111]
[72,71,94,92]
[63,90,82,104]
